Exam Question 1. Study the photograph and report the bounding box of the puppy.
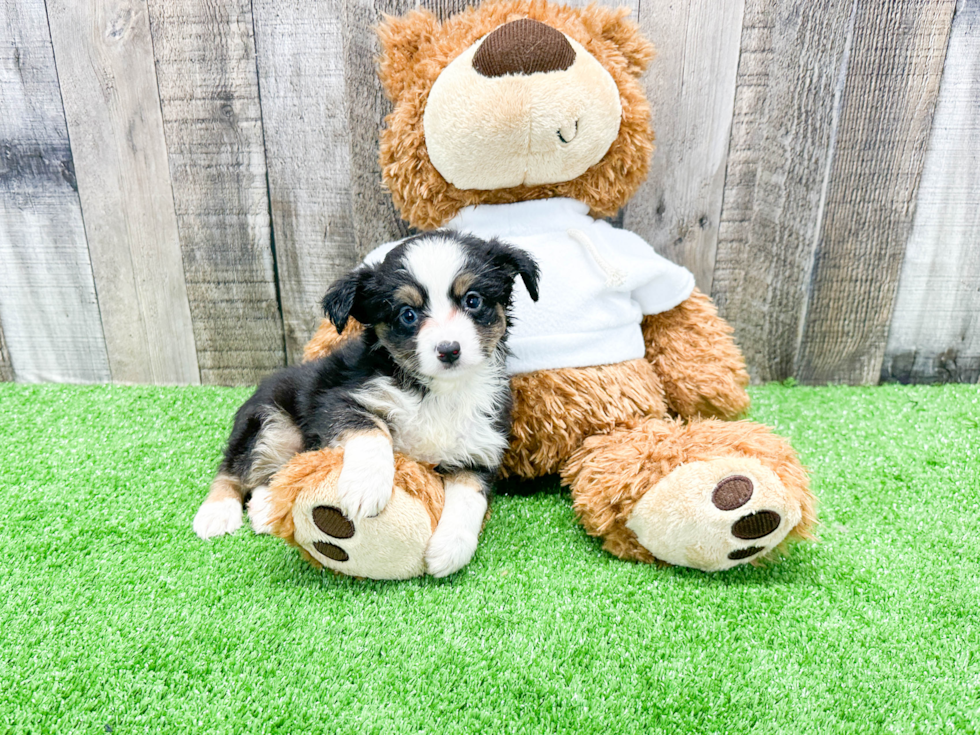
[193,230,539,577]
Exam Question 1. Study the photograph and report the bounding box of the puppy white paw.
[193,497,243,539]
[336,433,395,520]
[247,485,275,535]
[425,528,479,578]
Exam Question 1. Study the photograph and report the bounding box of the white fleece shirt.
[364,198,695,376]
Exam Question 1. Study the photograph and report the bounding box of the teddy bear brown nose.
[473,19,576,77]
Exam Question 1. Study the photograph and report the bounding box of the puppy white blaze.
[425,476,488,577]
[402,236,483,376]
[336,431,395,520]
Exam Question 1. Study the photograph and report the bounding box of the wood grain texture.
[146,0,284,386]
[47,0,199,384]
[882,0,980,384]
[0,0,110,383]
[342,0,418,255]
[711,0,855,382]
[796,0,956,385]
[252,0,358,363]
[624,0,744,293]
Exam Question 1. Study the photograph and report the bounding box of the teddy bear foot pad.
[626,457,802,572]
[291,483,434,580]
[309,505,356,561]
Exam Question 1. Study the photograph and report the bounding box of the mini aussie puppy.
[193,231,539,577]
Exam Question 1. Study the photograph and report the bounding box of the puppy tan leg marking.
[245,410,304,489]
[425,473,487,578]
[193,472,244,539]
[336,429,395,520]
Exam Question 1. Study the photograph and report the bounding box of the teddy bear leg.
[561,417,816,571]
[642,289,751,420]
[262,449,445,580]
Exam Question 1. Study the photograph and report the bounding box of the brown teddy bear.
[261,0,816,578]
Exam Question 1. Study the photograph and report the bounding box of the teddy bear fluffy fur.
[264,0,816,575]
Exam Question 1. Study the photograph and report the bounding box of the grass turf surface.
[0,383,978,734]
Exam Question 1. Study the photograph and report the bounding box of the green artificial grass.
[0,382,978,734]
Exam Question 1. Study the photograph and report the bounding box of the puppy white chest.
[354,375,509,469]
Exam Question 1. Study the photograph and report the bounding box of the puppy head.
[322,232,539,380]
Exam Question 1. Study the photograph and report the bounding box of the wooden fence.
[1,0,978,386]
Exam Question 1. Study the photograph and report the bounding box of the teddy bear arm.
[642,289,751,421]
[303,318,365,362]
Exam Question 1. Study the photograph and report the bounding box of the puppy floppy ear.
[489,240,541,302]
[322,267,371,332]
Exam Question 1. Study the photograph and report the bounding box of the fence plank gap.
[252,0,359,363]
[795,0,956,385]
[146,0,283,386]
[882,0,980,385]
[712,0,855,383]
[0,0,110,383]
[46,0,199,384]
[625,0,743,293]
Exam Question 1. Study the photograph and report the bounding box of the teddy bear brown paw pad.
[625,458,803,572]
[290,479,436,579]
[310,505,355,562]
[266,449,445,580]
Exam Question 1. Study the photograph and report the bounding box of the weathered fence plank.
[882,0,980,385]
[0,0,110,383]
[342,0,420,254]
[146,0,284,386]
[625,0,744,293]
[252,0,359,363]
[47,0,199,384]
[712,0,855,382]
[795,0,956,385]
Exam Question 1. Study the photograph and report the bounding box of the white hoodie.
[364,198,695,376]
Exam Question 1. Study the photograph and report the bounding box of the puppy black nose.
[436,341,461,365]
[472,19,576,78]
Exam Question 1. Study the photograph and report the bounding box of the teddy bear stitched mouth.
[557,120,578,144]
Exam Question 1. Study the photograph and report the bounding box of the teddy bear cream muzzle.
[423,20,622,191]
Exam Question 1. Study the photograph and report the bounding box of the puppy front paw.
[247,485,275,535]
[193,497,243,539]
[336,433,395,520]
[425,528,479,578]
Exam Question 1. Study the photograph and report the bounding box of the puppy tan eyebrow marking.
[394,284,424,308]
[452,272,476,299]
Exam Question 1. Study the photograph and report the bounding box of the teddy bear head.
[377,0,655,230]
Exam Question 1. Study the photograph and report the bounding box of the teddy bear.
[259,0,816,579]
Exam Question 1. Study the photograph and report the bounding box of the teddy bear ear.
[583,5,655,77]
[376,9,440,102]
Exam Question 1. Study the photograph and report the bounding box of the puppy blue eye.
[464,292,483,311]
[399,306,417,325]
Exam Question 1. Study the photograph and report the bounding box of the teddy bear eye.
[463,292,483,311]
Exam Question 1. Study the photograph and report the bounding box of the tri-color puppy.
[193,231,539,577]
